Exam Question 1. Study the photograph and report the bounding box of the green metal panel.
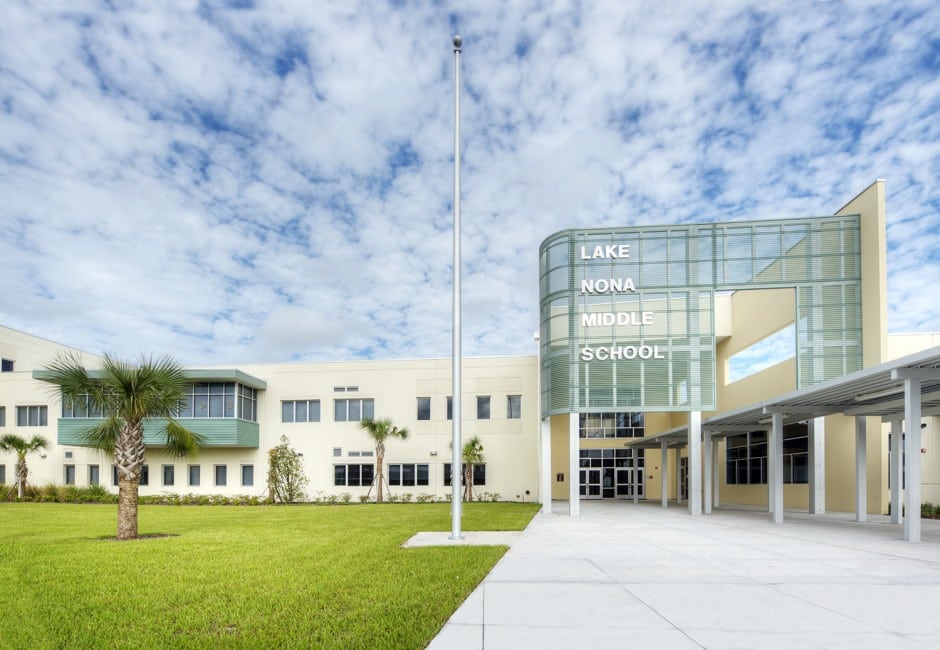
[539,215,862,417]
[56,418,259,448]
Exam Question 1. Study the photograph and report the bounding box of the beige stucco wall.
[1,325,540,502]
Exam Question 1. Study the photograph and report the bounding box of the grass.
[0,502,539,649]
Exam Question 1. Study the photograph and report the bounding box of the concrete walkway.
[425,500,940,649]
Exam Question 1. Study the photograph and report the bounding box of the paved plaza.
[418,501,940,649]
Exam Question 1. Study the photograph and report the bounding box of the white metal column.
[674,448,682,506]
[660,441,668,508]
[902,375,922,542]
[704,432,713,514]
[712,437,720,509]
[808,417,826,514]
[568,412,580,517]
[889,418,902,525]
[771,414,784,523]
[855,415,867,523]
[540,417,552,514]
[689,411,702,516]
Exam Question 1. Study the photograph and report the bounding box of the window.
[88,464,100,486]
[177,383,257,421]
[241,464,254,487]
[188,465,200,487]
[444,463,486,486]
[579,412,645,438]
[417,397,431,421]
[333,447,342,457]
[16,405,47,427]
[162,465,175,487]
[1,358,13,372]
[476,396,490,420]
[0,464,5,485]
[238,385,258,422]
[446,396,452,420]
[782,425,808,484]
[214,464,227,487]
[726,432,767,485]
[64,465,75,486]
[61,394,103,418]
[113,465,148,486]
[507,395,522,419]
[333,463,374,487]
[725,425,808,485]
[282,399,321,423]
[388,463,430,486]
[0,406,5,427]
[334,398,374,422]
[333,386,359,392]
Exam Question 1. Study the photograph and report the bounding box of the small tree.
[461,436,485,502]
[358,418,408,503]
[267,435,309,503]
[0,433,49,499]
[40,353,202,540]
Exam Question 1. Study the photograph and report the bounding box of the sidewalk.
[425,500,940,649]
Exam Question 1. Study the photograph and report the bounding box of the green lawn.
[0,502,539,649]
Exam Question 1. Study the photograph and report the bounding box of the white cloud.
[1,0,938,366]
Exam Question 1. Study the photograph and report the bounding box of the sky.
[1,0,939,366]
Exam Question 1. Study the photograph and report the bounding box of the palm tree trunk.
[375,446,385,504]
[15,456,27,499]
[464,464,473,502]
[114,422,146,540]
[117,473,140,540]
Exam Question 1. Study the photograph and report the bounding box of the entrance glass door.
[580,449,644,500]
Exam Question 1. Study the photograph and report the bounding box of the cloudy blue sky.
[1,1,938,365]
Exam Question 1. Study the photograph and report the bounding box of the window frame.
[476,396,491,420]
[281,399,321,423]
[416,397,431,421]
[334,398,375,422]
[16,405,48,427]
[443,463,486,486]
[387,463,430,487]
[333,463,375,487]
[507,395,522,419]
[188,464,201,487]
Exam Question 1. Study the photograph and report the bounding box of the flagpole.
[450,33,463,540]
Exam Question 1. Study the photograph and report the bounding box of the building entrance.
[579,449,645,500]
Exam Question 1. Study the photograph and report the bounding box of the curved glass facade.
[539,216,862,417]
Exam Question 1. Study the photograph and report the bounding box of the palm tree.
[461,435,485,502]
[40,353,202,540]
[358,418,408,503]
[0,433,48,499]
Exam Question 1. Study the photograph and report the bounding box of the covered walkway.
[625,345,940,542]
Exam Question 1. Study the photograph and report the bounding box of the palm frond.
[163,420,205,457]
[83,418,121,455]
[40,352,101,402]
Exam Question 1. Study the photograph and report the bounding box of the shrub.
[267,435,309,503]
[416,493,435,504]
